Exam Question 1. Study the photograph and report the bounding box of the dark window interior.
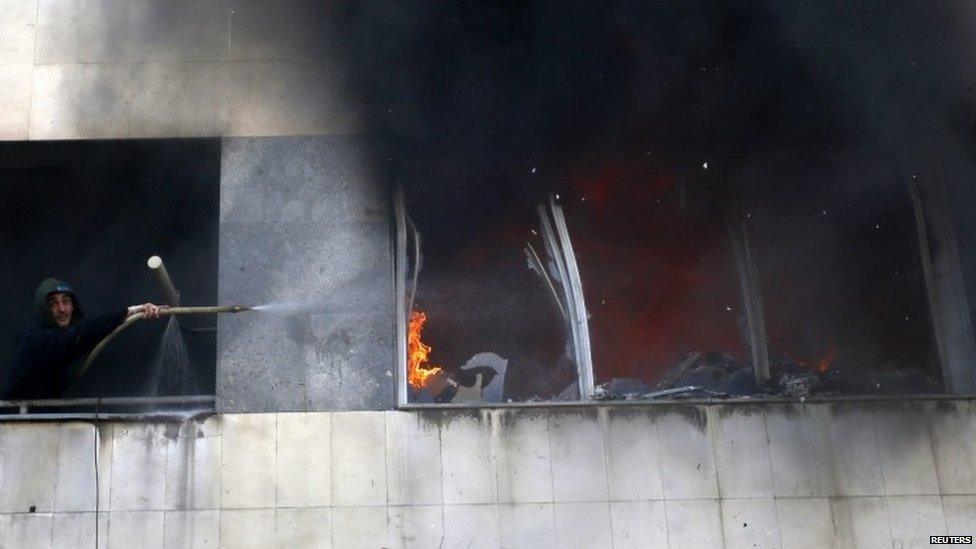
[561,165,941,395]
[747,174,940,393]
[404,176,574,402]
[0,139,219,398]
[564,175,747,386]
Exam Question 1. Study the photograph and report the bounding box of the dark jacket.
[3,278,127,400]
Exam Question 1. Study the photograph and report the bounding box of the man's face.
[48,293,74,327]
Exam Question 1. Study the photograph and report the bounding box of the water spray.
[78,305,252,379]
[75,256,255,379]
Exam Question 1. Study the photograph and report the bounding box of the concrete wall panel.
[275,507,332,549]
[0,0,37,65]
[553,501,613,549]
[549,410,608,502]
[52,512,98,549]
[491,412,553,504]
[28,63,129,139]
[219,508,274,549]
[498,502,557,549]
[829,496,892,549]
[385,412,442,506]
[0,423,59,513]
[0,64,31,139]
[929,401,976,494]
[36,0,142,64]
[164,428,222,511]
[766,405,832,497]
[387,505,444,549]
[107,510,165,549]
[609,501,667,549]
[220,414,275,509]
[887,495,947,548]
[825,403,886,496]
[217,136,393,413]
[605,409,664,501]
[0,402,973,547]
[163,510,220,549]
[0,513,53,548]
[227,0,330,62]
[943,495,976,537]
[0,0,35,140]
[656,408,719,499]
[331,412,386,506]
[276,412,331,508]
[444,503,501,549]
[721,497,781,549]
[5,0,356,140]
[331,506,387,549]
[440,412,496,505]
[665,499,723,549]
[874,403,941,495]
[54,423,97,512]
[776,497,835,549]
[711,407,774,498]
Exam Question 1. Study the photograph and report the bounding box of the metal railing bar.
[0,411,213,422]
[0,395,215,409]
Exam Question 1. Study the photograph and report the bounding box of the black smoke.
[318,1,974,392]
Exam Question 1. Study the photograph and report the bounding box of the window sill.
[397,392,973,410]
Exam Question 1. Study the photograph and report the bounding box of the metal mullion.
[549,197,595,399]
[394,186,409,406]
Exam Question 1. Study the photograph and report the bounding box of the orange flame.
[815,346,837,374]
[408,310,443,389]
[794,345,836,374]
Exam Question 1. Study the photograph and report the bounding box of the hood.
[34,277,85,328]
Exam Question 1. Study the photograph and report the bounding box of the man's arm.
[55,303,166,364]
[23,303,165,377]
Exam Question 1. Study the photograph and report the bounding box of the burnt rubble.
[590,380,728,401]
[591,350,942,401]
[413,348,942,404]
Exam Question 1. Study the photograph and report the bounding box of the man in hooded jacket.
[3,278,164,400]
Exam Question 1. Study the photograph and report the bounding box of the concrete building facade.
[2,2,975,548]
[3,402,976,548]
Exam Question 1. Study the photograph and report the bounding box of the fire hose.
[76,305,251,379]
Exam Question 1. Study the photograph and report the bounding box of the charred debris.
[591,351,941,401]
[408,348,941,404]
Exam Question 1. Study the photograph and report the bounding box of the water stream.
[146,316,194,395]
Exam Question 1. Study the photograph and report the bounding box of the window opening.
[395,185,590,405]
[744,174,941,396]
[0,139,220,410]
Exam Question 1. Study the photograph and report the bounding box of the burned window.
[395,160,956,404]
[562,171,753,399]
[744,175,941,395]
[396,178,590,404]
[560,162,945,400]
[0,140,219,406]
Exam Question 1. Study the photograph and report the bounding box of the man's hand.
[127,303,168,320]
